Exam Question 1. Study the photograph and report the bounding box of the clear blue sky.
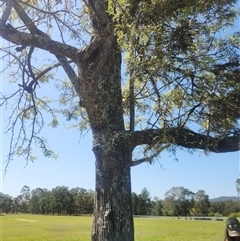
[1,78,239,200]
[0,5,240,200]
[0,124,239,200]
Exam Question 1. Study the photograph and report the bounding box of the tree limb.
[129,70,135,132]
[12,0,45,35]
[126,128,240,153]
[1,0,13,23]
[77,24,111,60]
[131,156,154,167]
[0,20,78,61]
[55,55,81,96]
[12,0,81,94]
[82,0,107,27]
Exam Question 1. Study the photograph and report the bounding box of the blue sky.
[0,4,240,200]
[0,124,239,200]
[1,82,239,200]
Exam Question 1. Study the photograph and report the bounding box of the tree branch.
[131,156,154,167]
[0,20,78,61]
[12,0,45,35]
[77,24,111,60]
[126,128,240,153]
[55,55,81,96]
[1,0,13,23]
[2,0,81,95]
[82,0,107,27]
[129,67,135,132]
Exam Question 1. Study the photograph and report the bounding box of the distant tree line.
[133,187,240,218]
[0,185,94,215]
[1,185,240,217]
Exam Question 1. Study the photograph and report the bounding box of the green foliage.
[209,199,240,216]
[208,212,215,217]
[132,188,152,215]
[2,185,240,218]
[151,197,163,216]
[7,186,94,216]
[194,190,211,215]
[228,212,238,218]
[214,212,223,217]
[164,186,195,216]
[111,0,240,138]
[0,193,13,214]
[0,0,90,168]
[1,0,239,168]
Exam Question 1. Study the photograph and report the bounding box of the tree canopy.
[0,0,239,166]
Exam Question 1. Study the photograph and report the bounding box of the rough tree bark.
[76,1,135,238]
[76,21,135,241]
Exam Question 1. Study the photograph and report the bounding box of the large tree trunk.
[91,138,134,241]
[77,24,134,240]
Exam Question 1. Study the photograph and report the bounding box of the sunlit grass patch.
[1,214,225,241]
[1,214,92,241]
[134,217,225,241]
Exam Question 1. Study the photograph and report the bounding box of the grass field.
[0,214,226,241]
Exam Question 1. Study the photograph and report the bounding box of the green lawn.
[0,214,225,241]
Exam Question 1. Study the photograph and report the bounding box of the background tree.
[137,187,152,215]
[69,187,84,215]
[164,186,195,217]
[236,178,240,197]
[151,196,163,216]
[50,186,74,215]
[131,192,140,215]
[0,0,240,240]
[38,188,51,215]
[131,188,152,215]
[18,185,31,213]
[194,190,210,216]
[3,184,240,217]
[224,199,240,216]
[0,193,13,213]
[209,201,226,216]
[29,187,44,214]
[74,188,94,214]
[11,197,20,214]
[180,188,195,217]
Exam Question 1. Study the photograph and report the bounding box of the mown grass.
[0,214,225,241]
[134,217,225,241]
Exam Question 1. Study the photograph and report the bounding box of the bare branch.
[17,0,88,45]
[12,0,46,35]
[55,55,81,96]
[131,156,154,167]
[7,0,81,95]
[35,61,70,81]
[129,67,135,132]
[0,90,21,107]
[0,1,82,171]
[0,20,78,60]
[1,0,13,23]
[2,87,58,174]
[178,103,202,128]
